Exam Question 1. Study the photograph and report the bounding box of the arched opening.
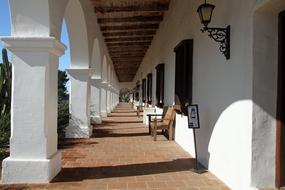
[57,19,71,139]
[64,0,89,69]
[61,0,92,138]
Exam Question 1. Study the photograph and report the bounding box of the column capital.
[1,37,66,56]
[91,78,102,86]
[101,81,109,88]
[66,68,95,77]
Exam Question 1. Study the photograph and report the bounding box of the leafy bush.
[0,112,10,159]
[58,100,69,138]
[57,71,69,138]
[0,49,11,159]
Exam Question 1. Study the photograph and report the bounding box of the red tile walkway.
[0,103,229,190]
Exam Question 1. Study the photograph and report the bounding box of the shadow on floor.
[110,111,136,114]
[102,120,143,124]
[107,115,139,118]
[52,158,196,183]
[93,128,149,138]
[58,140,99,149]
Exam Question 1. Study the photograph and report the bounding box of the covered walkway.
[0,103,228,190]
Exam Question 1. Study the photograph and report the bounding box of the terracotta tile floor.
[0,103,229,190]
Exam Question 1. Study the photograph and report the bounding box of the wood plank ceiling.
[91,0,171,82]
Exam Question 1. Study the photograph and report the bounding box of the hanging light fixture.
[197,0,230,60]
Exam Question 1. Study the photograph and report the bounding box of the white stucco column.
[100,82,108,117]
[1,37,65,184]
[90,78,102,124]
[66,68,93,138]
[110,90,113,111]
[112,92,115,109]
[106,89,111,114]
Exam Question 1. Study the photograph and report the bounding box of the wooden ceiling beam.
[94,3,169,13]
[107,41,151,47]
[109,48,147,52]
[112,60,142,63]
[111,55,145,59]
[110,52,145,56]
[103,30,156,37]
[98,15,163,24]
[113,62,141,65]
[114,66,138,70]
[109,46,148,49]
[93,0,170,82]
[101,23,159,31]
[105,36,153,43]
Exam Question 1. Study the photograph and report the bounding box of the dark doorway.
[276,10,285,188]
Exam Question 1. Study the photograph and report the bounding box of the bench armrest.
[147,114,163,117]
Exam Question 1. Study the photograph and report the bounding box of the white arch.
[64,0,89,68]
[91,38,102,78]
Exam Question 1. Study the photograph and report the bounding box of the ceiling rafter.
[98,15,163,24]
[103,30,156,37]
[93,2,169,13]
[92,0,170,82]
[101,23,159,31]
[105,36,153,43]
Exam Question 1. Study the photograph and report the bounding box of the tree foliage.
[57,70,69,138]
[0,49,12,159]
[58,70,69,101]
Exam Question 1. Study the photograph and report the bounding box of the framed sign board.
[188,105,200,129]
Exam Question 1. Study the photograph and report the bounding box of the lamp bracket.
[201,25,230,60]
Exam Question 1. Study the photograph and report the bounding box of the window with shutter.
[155,64,165,108]
[147,73,153,104]
[142,78,147,103]
[174,39,193,115]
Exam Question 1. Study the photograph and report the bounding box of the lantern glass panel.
[197,3,215,27]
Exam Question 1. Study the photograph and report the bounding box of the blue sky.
[0,0,70,71]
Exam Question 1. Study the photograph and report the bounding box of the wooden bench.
[136,105,144,117]
[148,107,176,141]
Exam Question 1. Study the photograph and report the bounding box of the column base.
[1,151,61,184]
[101,111,107,117]
[91,115,102,124]
[65,123,92,138]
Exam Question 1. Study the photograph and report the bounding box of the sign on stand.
[187,105,200,170]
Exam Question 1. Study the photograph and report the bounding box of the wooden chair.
[149,107,176,141]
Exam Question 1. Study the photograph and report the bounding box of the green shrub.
[0,112,10,159]
[57,70,69,139]
[58,100,69,138]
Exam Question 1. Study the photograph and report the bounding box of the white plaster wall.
[174,114,196,158]
[250,0,285,186]
[9,0,50,37]
[132,0,256,189]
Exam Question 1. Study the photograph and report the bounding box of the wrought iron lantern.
[197,0,230,60]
